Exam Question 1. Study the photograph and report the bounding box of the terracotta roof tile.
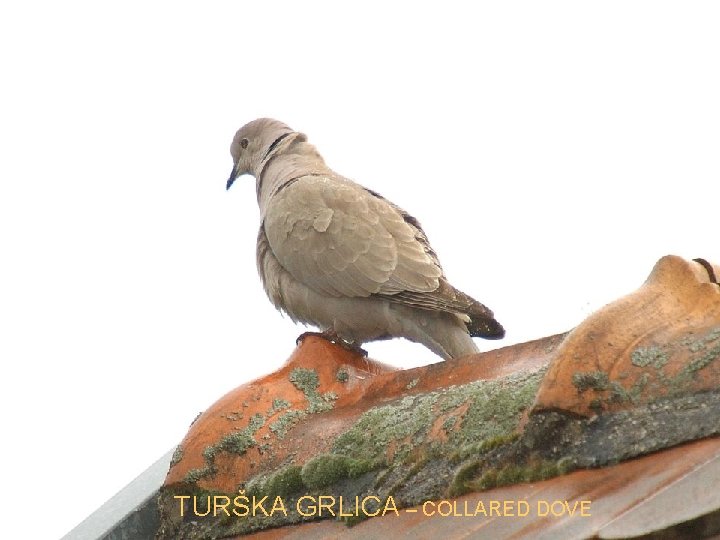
[534,255,720,417]
[157,255,720,539]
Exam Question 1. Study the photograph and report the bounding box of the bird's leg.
[296,329,368,357]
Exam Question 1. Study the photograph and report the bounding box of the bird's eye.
[240,138,249,149]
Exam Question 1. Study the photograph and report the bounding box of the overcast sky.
[1,2,719,538]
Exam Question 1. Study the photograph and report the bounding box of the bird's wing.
[263,175,442,298]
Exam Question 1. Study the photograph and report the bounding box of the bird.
[226,118,504,360]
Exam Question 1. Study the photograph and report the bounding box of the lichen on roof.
[332,367,544,464]
[569,326,720,416]
[160,365,548,538]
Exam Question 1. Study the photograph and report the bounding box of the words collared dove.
[226,118,504,360]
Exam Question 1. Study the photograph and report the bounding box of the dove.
[226,118,504,360]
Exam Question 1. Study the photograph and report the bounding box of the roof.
[156,255,720,539]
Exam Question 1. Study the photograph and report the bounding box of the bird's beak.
[226,164,238,191]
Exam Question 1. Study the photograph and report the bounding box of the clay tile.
[533,255,720,417]
[164,337,393,493]
[158,334,560,538]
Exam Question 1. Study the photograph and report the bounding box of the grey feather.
[230,118,504,360]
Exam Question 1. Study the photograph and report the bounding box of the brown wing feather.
[378,279,505,339]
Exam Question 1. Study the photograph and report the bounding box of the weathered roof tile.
[157,255,720,539]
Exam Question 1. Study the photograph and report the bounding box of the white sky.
[1,2,718,538]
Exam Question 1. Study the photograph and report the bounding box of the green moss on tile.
[631,346,669,368]
[608,374,649,404]
[184,465,216,483]
[574,369,650,410]
[170,445,184,468]
[202,445,217,462]
[402,455,430,482]
[347,457,376,478]
[301,453,374,490]
[453,432,521,462]
[470,459,573,491]
[289,367,318,392]
[219,430,257,455]
[450,373,539,448]
[406,378,419,390]
[332,393,439,462]
[448,460,481,497]
[589,398,604,413]
[683,344,720,374]
[247,465,304,498]
[336,368,349,383]
[333,368,544,466]
[683,327,720,353]
[289,367,337,413]
[209,413,265,457]
[266,465,304,496]
[242,454,376,505]
[442,415,458,433]
[182,367,346,488]
[572,371,610,393]
[268,398,291,416]
[187,413,267,485]
[569,328,720,413]
[268,409,307,439]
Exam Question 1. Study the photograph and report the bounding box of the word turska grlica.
[174,492,592,519]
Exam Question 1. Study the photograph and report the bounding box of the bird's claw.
[295,331,326,346]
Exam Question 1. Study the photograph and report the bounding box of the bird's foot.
[337,339,369,358]
[295,330,327,346]
[296,330,368,357]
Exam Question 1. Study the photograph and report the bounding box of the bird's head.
[227,118,295,190]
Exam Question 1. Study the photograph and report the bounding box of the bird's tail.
[467,311,505,339]
[439,282,505,340]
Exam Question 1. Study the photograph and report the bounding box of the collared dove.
[226,118,504,360]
